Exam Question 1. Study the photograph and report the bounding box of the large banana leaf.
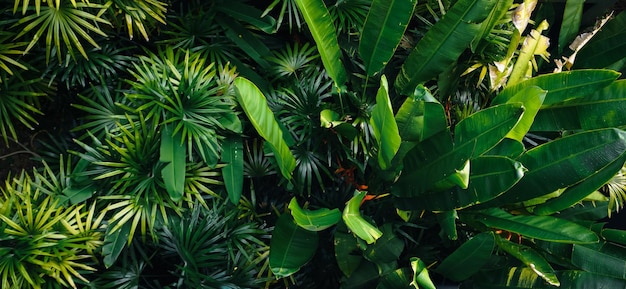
[395,85,447,142]
[363,224,404,265]
[489,128,626,205]
[412,156,525,211]
[294,0,347,86]
[269,214,319,278]
[343,191,383,244]
[370,75,400,170]
[436,232,495,281]
[531,79,626,131]
[574,11,626,69]
[477,208,599,244]
[288,197,341,231]
[532,151,626,215]
[572,242,626,280]
[359,0,416,75]
[335,221,363,277]
[468,269,626,289]
[491,86,545,142]
[493,69,620,107]
[160,124,186,202]
[496,237,560,286]
[221,136,243,205]
[395,0,497,94]
[234,77,296,180]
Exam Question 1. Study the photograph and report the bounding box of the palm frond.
[105,0,167,41]
[0,72,45,146]
[604,166,626,217]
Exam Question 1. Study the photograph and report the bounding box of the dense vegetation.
[2,0,626,288]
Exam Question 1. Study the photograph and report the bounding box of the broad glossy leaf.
[572,242,626,280]
[414,156,524,211]
[288,197,341,231]
[574,11,626,69]
[533,151,626,215]
[532,79,626,131]
[491,86,545,142]
[493,69,620,107]
[62,185,96,205]
[234,77,296,180]
[294,0,347,86]
[102,221,131,268]
[484,138,525,159]
[496,237,560,286]
[477,208,599,244]
[558,0,584,53]
[359,0,416,75]
[437,210,459,240]
[454,103,525,158]
[160,124,186,202]
[395,85,447,142]
[489,128,626,205]
[410,257,436,289]
[343,261,380,289]
[221,136,244,205]
[370,75,401,170]
[364,224,404,265]
[343,191,383,244]
[602,228,626,246]
[437,232,495,281]
[469,269,626,289]
[395,0,497,94]
[377,268,412,289]
[270,214,318,278]
[335,221,363,277]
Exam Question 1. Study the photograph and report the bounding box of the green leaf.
[602,228,626,246]
[469,269,626,289]
[218,15,272,69]
[494,69,620,107]
[294,0,347,86]
[532,151,626,215]
[160,124,186,202]
[437,232,495,281]
[477,208,599,244]
[378,268,412,289]
[437,210,459,240]
[221,136,244,205]
[470,0,514,51]
[234,77,296,180]
[217,1,277,33]
[532,79,626,131]
[410,257,436,289]
[572,242,626,280]
[269,214,319,278]
[558,0,584,53]
[574,11,626,69]
[491,86,546,142]
[489,128,626,205]
[359,0,417,75]
[62,185,96,205]
[454,103,525,158]
[395,85,447,142]
[343,191,383,244]
[413,156,525,211]
[395,0,497,94]
[364,224,404,265]
[370,75,401,170]
[343,261,380,289]
[495,237,560,286]
[288,197,341,231]
[102,221,131,268]
[335,221,363,277]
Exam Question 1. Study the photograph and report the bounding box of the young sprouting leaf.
[370,75,401,170]
[343,191,383,244]
[288,197,341,231]
[221,136,244,205]
[160,124,186,202]
[410,257,436,289]
[269,214,319,278]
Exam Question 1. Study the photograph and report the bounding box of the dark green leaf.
[437,210,459,240]
[496,237,560,286]
[221,136,244,205]
[574,11,626,69]
[436,232,495,281]
[103,221,132,268]
[364,224,404,265]
[491,86,546,142]
[269,214,319,278]
[395,85,447,142]
[572,242,626,280]
[335,221,363,277]
[558,0,584,53]
[160,124,186,202]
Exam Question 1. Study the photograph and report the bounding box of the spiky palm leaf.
[0,72,45,146]
[604,166,626,217]
[103,0,167,41]
[267,42,320,81]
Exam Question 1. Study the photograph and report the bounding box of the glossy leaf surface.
[370,75,400,170]
[221,136,244,204]
[491,86,545,142]
[160,124,186,202]
[288,197,341,231]
[496,237,560,286]
[575,11,626,69]
[343,191,383,244]
[269,214,319,278]
[437,232,495,281]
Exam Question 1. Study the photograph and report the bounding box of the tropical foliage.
[2,0,626,288]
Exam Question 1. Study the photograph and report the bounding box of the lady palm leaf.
[104,0,167,41]
[267,42,319,81]
[12,1,110,63]
[0,31,28,78]
[0,73,44,146]
[327,0,371,35]
[604,166,626,217]
[263,0,303,32]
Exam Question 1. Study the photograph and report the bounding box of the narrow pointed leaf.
[234,77,296,180]
[572,242,626,280]
[491,86,546,142]
[494,69,620,107]
[496,237,560,286]
[395,0,497,94]
[437,232,495,281]
[343,191,383,244]
[102,221,131,268]
[294,0,347,86]
[160,124,186,202]
[558,0,584,53]
[288,197,341,231]
[489,128,626,205]
[370,75,401,170]
[574,11,626,69]
[221,136,244,204]
[270,214,319,278]
[478,208,599,243]
[532,79,626,131]
[359,0,417,75]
